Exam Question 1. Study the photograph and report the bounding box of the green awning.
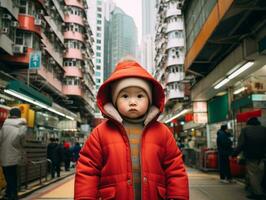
[6,80,52,106]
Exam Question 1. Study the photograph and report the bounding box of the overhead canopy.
[184,0,266,79]
[6,80,52,106]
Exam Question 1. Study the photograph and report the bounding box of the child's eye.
[122,94,128,98]
[137,94,144,98]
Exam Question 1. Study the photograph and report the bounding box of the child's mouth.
[129,109,138,112]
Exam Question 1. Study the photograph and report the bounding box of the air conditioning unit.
[35,19,42,25]
[49,59,55,64]
[1,27,9,34]
[2,13,12,20]
[13,45,27,54]
[11,21,19,27]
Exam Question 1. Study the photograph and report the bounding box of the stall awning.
[5,80,52,106]
[236,109,262,122]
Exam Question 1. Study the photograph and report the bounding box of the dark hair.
[246,117,261,126]
[221,124,228,131]
[9,108,21,118]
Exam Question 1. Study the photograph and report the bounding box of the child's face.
[116,87,149,119]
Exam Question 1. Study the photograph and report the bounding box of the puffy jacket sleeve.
[163,128,189,200]
[74,128,102,199]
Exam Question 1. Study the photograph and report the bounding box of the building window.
[96,78,101,84]
[95,71,101,76]
[96,65,101,70]
[15,30,24,45]
[97,7,102,12]
[96,59,101,63]
[96,52,101,57]
[96,39,101,44]
[97,13,102,18]
[19,0,27,14]
[96,46,101,50]
[97,26,101,31]
[97,20,102,25]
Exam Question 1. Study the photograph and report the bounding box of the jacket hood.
[3,118,26,127]
[97,61,165,123]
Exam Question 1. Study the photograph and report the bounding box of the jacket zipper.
[115,121,134,200]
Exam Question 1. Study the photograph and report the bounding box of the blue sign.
[29,51,41,69]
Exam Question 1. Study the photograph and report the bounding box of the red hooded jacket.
[75,61,189,200]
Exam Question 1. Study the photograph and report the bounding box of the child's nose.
[129,97,137,105]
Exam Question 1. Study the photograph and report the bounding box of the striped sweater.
[123,119,144,200]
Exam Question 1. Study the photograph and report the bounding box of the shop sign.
[58,120,77,130]
[0,108,8,122]
[29,51,41,69]
[193,113,208,124]
[35,112,59,128]
[253,101,266,108]
[81,124,91,135]
[193,102,207,112]
[252,94,266,101]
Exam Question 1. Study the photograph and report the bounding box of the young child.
[75,59,189,200]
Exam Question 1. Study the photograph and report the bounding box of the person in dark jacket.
[217,124,233,183]
[63,141,71,171]
[71,142,81,163]
[47,138,63,178]
[233,117,266,199]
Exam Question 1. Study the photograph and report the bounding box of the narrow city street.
[21,168,248,200]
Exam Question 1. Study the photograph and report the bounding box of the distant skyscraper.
[104,7,137,79]
[141,0,156,74]
[87,0,104,92]
[142,0,156,37]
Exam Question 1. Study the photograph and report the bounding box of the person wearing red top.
[74,58,189,200]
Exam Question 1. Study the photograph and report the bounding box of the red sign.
[236,109,262,122]
[0,108,8,122]
[185,113,193,122]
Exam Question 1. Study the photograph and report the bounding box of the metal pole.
[27,69,30,86]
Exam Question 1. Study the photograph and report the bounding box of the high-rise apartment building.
[154,0,186,115]
[0,0,95,125]
[104,6,138,79]
[86,0,105,118]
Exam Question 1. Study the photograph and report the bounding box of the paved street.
[21,167,248,200]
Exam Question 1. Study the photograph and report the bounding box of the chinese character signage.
[29,51,41,69]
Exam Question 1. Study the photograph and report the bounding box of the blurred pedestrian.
[233,117,266,199]
[0,107,27,200]
[217,124,233,183]
[71,142,81,163]
[63,141,71,171]
[47,138,63,178]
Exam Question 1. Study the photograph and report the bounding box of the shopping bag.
[237,152,246,165]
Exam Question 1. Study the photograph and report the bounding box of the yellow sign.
[28,109,35,128]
